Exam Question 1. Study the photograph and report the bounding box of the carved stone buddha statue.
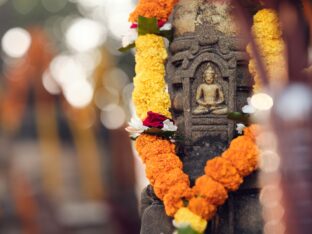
[193,63,228,115]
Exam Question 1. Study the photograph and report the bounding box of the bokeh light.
[276,84,312,121]
[74,0,106,8]
[1,27,31,58]
[94,88,119,111]
[42,70,61,95]
[105,0,135,39]
[65,18,107,52]
[64,80,94,108]
[260,150,281,173]
[100,104,126,129]
[251,93,274,111]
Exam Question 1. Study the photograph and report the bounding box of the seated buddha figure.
[193,63,228,115]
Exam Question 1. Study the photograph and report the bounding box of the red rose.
[143,111,170,128]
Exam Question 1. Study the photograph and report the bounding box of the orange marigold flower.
[163,183,192,217]
[222,136,259,177]
[135,134,175,162]
[129,0,178,23]
[145,153,183,185]
[243,124,261,142]
[205,157,243,191]
[192,175,228,206]
[153,168,190,200]
[188,197,217,220]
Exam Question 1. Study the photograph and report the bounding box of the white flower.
[121,29,138,48]
[242,97,255,114]
[236,123,246,134]
[160,23,172,31]
[125,116,148,138]
[161,119,178,132]
[172,220,189,229]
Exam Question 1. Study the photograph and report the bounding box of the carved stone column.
[140,1,263,233]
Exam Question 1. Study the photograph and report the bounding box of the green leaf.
[177,226,201,234]
[144,128,175,138]
[159,29,173,42]
[227,112,249,124]
[118,42,135,53]
[130,136,138,141]
[138,16,160,35]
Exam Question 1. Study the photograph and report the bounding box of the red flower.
[143,111,169,128]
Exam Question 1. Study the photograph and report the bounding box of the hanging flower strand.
[247,9,287,92]
[120,1,278,234]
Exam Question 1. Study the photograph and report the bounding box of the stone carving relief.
[173,0,239,36]
[193,63,228,115]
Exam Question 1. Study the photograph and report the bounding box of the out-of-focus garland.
[247,9,287,92]
[120,1,284,233]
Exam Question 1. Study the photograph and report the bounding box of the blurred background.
[0,0,146,233]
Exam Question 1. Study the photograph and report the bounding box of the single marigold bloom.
[192,175,228,206]
[135,134,175,162]
[205,157,243,191]
[145,153,183,185]
[129,0,178,23]
[188,197,217,220]
[163,183,192,217]
[222,136,259,177]
[243,124,261,142]
[153,168,190,200]
[174,207,207,234]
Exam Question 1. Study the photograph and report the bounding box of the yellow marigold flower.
[135,34,167,59]
[132,34,171,119]
[174,207,207,233]
[247,9,287,92]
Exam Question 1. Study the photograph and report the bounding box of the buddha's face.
[204,68,215,84]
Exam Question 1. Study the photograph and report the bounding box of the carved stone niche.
[168,24,243,182]
[139,2,263,234]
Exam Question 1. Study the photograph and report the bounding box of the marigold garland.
[204,157,243,191]
[247,9,287,92]
[127,2,267,233]
[135,125,260,226]
[163,183,192,216]
[132,34,171,119]
[192,175,228,206]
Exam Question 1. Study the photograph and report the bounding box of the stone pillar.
[140,1,263,233]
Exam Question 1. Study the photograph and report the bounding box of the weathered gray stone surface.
[140,1,263,233]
